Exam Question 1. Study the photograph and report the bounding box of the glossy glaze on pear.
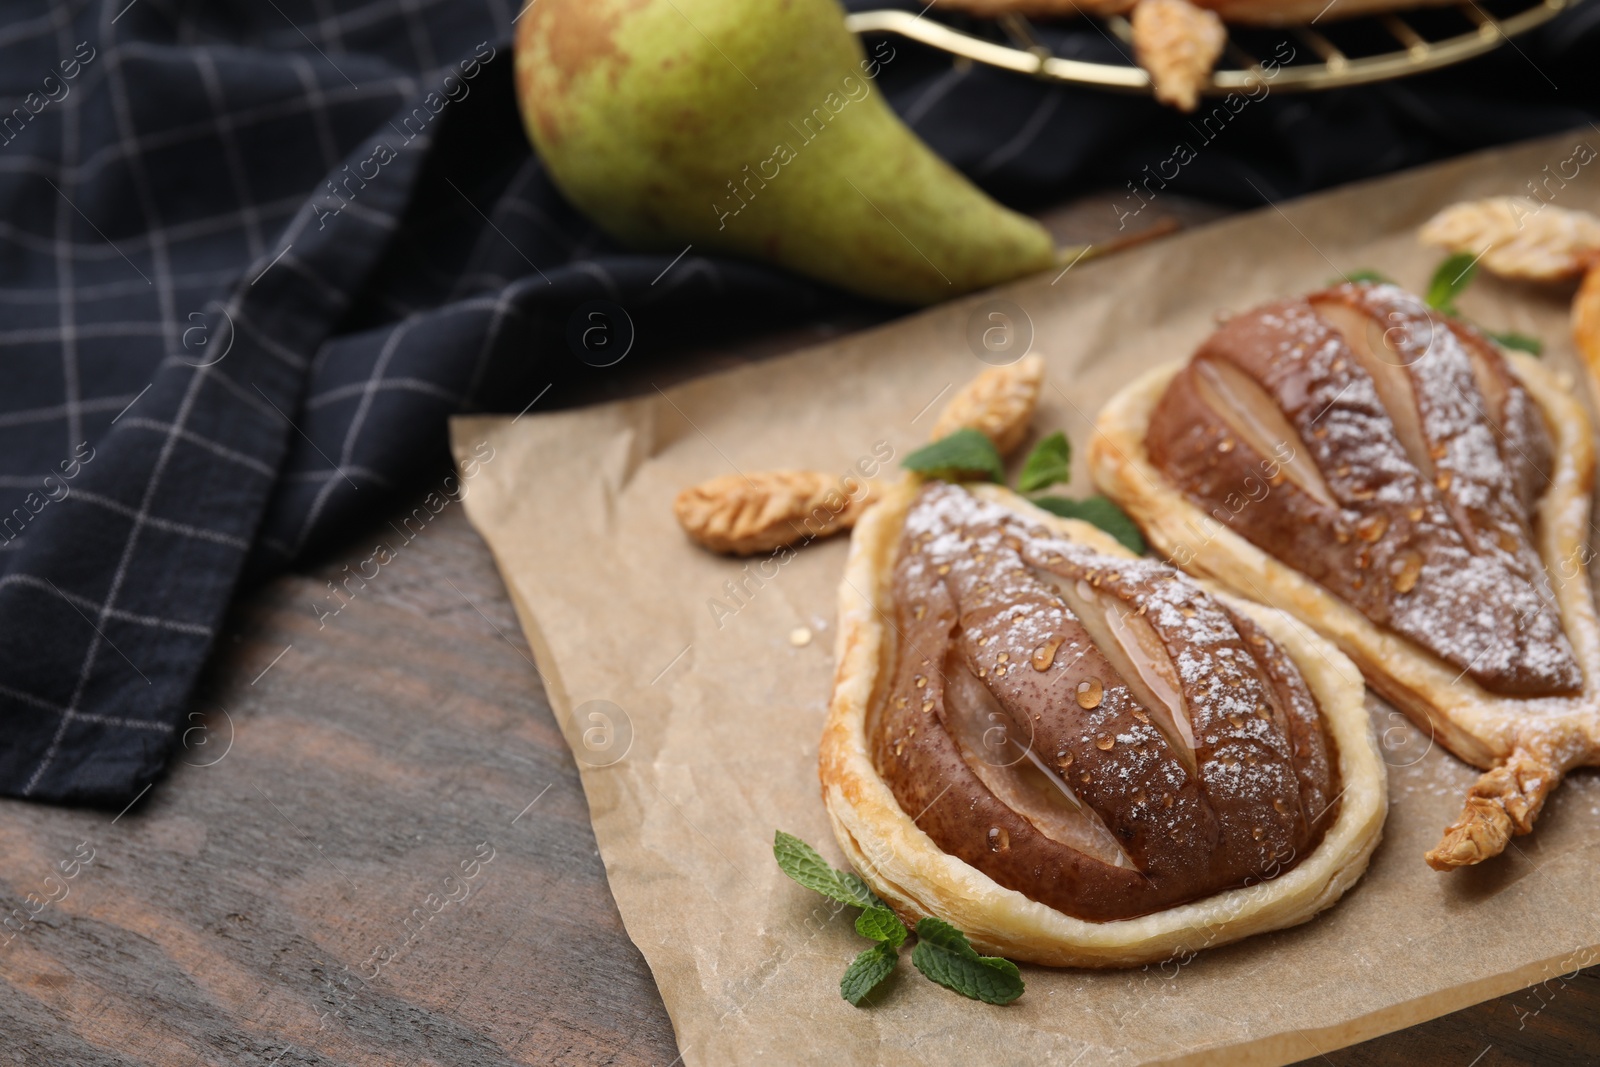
[872,482,1338,922]
[1146,283,1579,697]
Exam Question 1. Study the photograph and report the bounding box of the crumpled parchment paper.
[453,132,1600,1066]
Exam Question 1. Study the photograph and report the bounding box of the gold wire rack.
[845,0,1573,97]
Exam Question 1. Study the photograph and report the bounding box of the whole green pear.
[514,0,1056,305]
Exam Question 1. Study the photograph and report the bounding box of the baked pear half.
[819,478,1384,967]
[1092,282,1600,870]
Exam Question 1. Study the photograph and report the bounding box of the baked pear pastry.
[819,477,1384,967]
[1092,282,1600,870]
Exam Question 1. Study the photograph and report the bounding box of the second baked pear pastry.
[1093,282,1600,869]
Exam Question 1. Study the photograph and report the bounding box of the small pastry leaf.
[910,918,1024,1005]
[1425,252,1479,316]
[1034,495,1146,555]
[840,941,899,1006]
[902,429,1005,484]
[1017,431,1072,493]
[855,906,908,947]
[773,831,877,908]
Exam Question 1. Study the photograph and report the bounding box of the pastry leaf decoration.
[1034,495,1146,555]
[1017,431,1071,492]
[902,428,1005,483]
[773,831,1022,1007]
[910,917,1026,1005]
[1425,252,1479,317]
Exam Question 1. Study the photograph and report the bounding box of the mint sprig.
[1426,252,1478,317]
[1486,329,1543,355]
[773,831,878,908]
[911,918,1026,1005]
[1034,495,1145,554]
[1418,254,1542,355]
[773,831,1022,1007]
[966,427,1144,555]
[905,422,1146,559]
[840,942,899,1005]
[902,428,1004,483]
[1337,268,1392,285]
[856,906,908,946]
[1017,431,1071,493]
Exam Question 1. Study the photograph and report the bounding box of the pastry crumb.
[1131,0,1225,113]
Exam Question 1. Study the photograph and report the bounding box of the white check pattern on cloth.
[0,0,827,805]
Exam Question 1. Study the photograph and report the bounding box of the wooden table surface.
[3,195,1598,1067]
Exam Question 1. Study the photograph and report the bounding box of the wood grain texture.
[0,196,1594,1065]
[0,494,1594,1066]
[0,502,678,1066]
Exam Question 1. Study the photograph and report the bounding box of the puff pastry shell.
[819,480,1385,967]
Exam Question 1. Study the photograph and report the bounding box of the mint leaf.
[1486,330,1543,355]
[773,831,839,898]
[840,941,898,1006]
[902,428,1004,483]
[910,917,1024,1005]
[1426,253,1478,316]
[773,831,876,908]
[837,870,880,909]
[1337,269,1392,285]
[856,906,908,947]
[1034,496,1145,554]
[1017,431,1071,493]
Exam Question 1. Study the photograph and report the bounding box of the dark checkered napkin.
[0,0,844,805]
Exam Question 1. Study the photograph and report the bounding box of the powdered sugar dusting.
[1173,285,1581,694]
[898,482,1333,876]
